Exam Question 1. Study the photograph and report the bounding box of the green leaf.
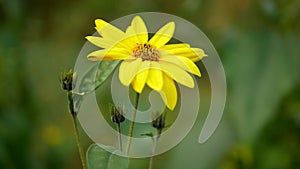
[107,153,129,169]
[79,60,120,94]
[86,143,129,169]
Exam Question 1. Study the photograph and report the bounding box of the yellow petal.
[119,58,150,86]
[156,61,194,88]
[123,16,148,49]
[132,69,149,93]
[125,26,140,44]
[159,52,201,77]
[95,19,125,41]
[85,36,115,48]
[117,37,137,51]
[165,46,207,62]
[148,22,175,48]
[159,74,177,110]
[94,19,138,51]
[160,43,190,50]
[147,62,163,91]
[95,19,109,30]
[129,16,148,44]
[131,61,150,93]
[181,48,207,62]
[87,48,130,61]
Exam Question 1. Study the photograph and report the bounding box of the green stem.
[125,92,140,155]
[68,91,76,116]
[72,115,87,169]
[117,123,123,151]
[68,91,87,169]
[148,130,161,169]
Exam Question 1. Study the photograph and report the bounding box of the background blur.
[1,0,300,168]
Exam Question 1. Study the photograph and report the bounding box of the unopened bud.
[60,69,77,91]
[152,113,166,131]
[111,105,125,124]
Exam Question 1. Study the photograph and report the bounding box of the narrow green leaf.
[86,143,129,169]
[79,60,120,94]
[94,60,120,91]
[140,132,153,138]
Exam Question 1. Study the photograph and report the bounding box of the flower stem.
[72,115,87,169]
[148,130,161,169]
[68,91,87,169]
[117,123,123,151]
[125,92,140,155]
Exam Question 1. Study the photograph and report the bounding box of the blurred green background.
[1,0,300,168]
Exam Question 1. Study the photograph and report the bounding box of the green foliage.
[220,84,300,169]
[79,60,120,94]
[86,144,129,169]
[0,0,300,168]
[224,31,300,143]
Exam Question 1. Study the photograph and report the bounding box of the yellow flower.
[86,16,207,110]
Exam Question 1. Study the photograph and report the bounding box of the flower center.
[133,43,160,61]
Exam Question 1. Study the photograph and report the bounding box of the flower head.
[86,16,207,110]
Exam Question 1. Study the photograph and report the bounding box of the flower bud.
[61,69,77,91]
[111,105,125,124]
[152,113,166,131]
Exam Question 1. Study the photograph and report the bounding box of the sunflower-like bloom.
[86,16,207,110]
